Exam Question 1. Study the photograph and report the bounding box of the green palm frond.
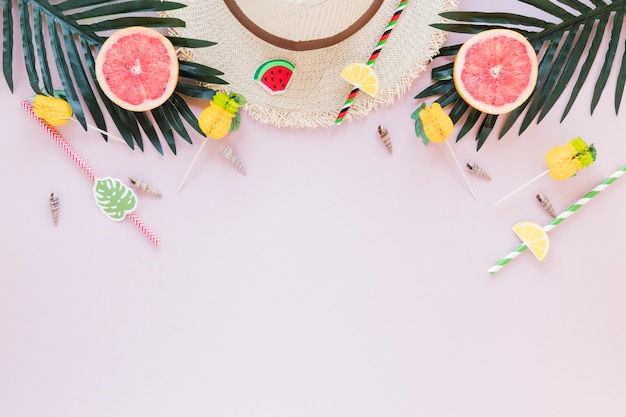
[2,0,226,154]
[415,0,626,150]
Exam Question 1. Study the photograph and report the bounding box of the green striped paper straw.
[488,164,626,275]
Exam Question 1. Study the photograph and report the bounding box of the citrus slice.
[512,221,550,261]
[453,29,538,115]
[95,26,179,112]
[340,62,379,97]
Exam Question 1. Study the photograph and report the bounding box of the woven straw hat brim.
[168,0,458,128]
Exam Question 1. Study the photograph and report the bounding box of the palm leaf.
[415,0,626,150]
[1,0,226,154]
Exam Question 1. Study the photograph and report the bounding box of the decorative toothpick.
[493,137,596,206]
[32,94,126,144]
[176,92,246,193]
[67,116,127,144]
[492,169,550,206]
[177,137,209,194]
[418,102,477,200]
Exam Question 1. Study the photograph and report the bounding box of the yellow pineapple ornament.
[493,137,597,206]
[198,92,246,139]
[416,102,478,200]
[418,102,453,143]
[177,92,247,193]
[32,94,73,126]
[545,137,596,180]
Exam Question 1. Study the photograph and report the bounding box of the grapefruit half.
[453,29,538,115]
[95,26,179,112]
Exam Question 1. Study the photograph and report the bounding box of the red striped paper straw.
[335,0,409,124]
[21,100,161,246]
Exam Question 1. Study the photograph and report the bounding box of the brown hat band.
[222,0,385,51]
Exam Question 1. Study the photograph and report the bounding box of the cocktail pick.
[32,94,126,144]
[493,137,596,206]
[177,137,209,194]
[22,100,160,246]
[176,92,246,193]
[418,102,477,200]
[488,164,626,275]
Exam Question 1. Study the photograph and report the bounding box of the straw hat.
[168,0,457,127]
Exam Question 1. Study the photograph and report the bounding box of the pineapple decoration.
[198,92,246,139]
[176,92,248,193]
[32,94,73,126]
[31,93,127,143]
[493,137,597,206]
[415,102,478,200]
[545,137,596,180]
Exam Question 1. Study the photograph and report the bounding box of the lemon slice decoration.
[340,63,380,97]
[512,221,550,261]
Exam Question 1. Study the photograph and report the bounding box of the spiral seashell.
[466,162,492,180]
[49,192,59,226]
[536,193,557,217]
[377,125,393,154]
[128,177,162,198]
[221,144,247,175]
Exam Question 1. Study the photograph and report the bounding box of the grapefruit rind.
[95,26,179,112]
[340,63,380,98]
[453,29,538,115]
[512,221,550,262]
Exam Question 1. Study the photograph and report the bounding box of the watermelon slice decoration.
[254,59,295,95]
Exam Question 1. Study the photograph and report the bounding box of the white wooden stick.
[445,140,478,201]
[176,137,209,194]
[69,117,126,144]
[492,169,550,207]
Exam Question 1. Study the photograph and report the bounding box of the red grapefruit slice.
[453,29,538,115]
[95,27,179,112]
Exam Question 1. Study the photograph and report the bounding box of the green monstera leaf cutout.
[93,177,137,221]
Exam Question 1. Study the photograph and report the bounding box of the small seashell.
[128,177,162,198]
[466,162,492,180]
[377,125,393,154]
[49,192,59,226]
[536,193,557,217]
[221,144,247,175]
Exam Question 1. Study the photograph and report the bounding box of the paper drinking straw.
[335,0,409,124]
[488,164,626,275]
[21,100,161,246]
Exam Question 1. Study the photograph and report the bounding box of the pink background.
[1,1,625,416]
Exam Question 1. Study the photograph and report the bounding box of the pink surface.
[1,1,626,416]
